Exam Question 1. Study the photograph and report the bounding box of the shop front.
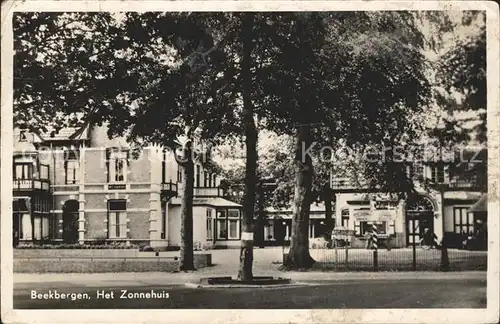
[349,208,398,248]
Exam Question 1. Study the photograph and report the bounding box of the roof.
[171,197,242,208]
[14,125,90,143]
[468,194,487,213]
[40,125,90,141]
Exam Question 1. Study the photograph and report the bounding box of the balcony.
[161,181,178,199]
[194,187,225,197]
[13,163,51,193]
[13,179,50,192]
[447,179,484,191]
[331,175,485,193]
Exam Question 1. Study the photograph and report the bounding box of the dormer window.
[19,130,27,142]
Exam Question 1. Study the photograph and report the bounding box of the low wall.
[14,254,212,273]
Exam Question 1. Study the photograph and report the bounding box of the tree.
[252,12,449,269]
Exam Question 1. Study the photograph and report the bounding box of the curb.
[184,281,315,289]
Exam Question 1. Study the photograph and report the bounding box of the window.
[227,209,240,239]
[14,163,33,180]
[177,165,182,183]
[107,149,128,183]
[454,207,474,235]
[196,165,201,187]
[217,219,227,239]
[264,222,274,240]
[107,200,127,239]
[431,165,445,183]
[208,173,212,187]
[204,171,208,187]
[215,209,241,240]
[206,209,213,240]
[341,209,350,227]
[20,213,32,240]
[229,219,239,239]
[213,174,217,187]
[355,221,388,236]
[162,151,166,183]
[64,150,79,184]
[228,209,240,218]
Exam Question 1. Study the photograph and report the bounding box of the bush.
[138,244,153,252]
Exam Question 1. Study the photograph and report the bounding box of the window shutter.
[389,221,396,235]
[106,148,110,183]
[444,165,450,183]
[416,164,424,180]
[431,166,436,182]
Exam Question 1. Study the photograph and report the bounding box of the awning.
[444,191,483,201]
[468,194,487,213]
[13,197,31,212]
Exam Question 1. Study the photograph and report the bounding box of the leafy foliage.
[436,11,486,143]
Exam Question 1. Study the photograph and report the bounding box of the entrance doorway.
[62,200,79,243]
[405,196,435,245]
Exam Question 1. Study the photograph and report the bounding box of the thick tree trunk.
[179,141,195,271]
[256,182,266,248]
[285,125,316,269]
[237,12,256,281]
[324,186,334,236]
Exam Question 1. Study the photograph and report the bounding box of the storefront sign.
[353,209,395,222]
[353,210,371,221]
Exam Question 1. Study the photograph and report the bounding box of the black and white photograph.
[1,1,499,323]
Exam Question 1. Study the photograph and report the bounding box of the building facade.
[12,124,242,248]
[332,149,487,249]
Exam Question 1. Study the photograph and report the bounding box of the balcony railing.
[331,177,372,192]
[13,179,50,192]
[331,177,353,190]
[194,187,224,197]
[448,179,483,190]
[161,181,178,196]
[331,176,484,192]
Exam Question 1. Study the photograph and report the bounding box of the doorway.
[62,200,79,243]
[405,195,435,245]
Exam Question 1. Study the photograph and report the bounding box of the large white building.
[332,149,487,248]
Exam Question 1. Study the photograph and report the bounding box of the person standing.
[365,230,374,249]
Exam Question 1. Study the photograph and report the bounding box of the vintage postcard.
[1,1,499,323]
